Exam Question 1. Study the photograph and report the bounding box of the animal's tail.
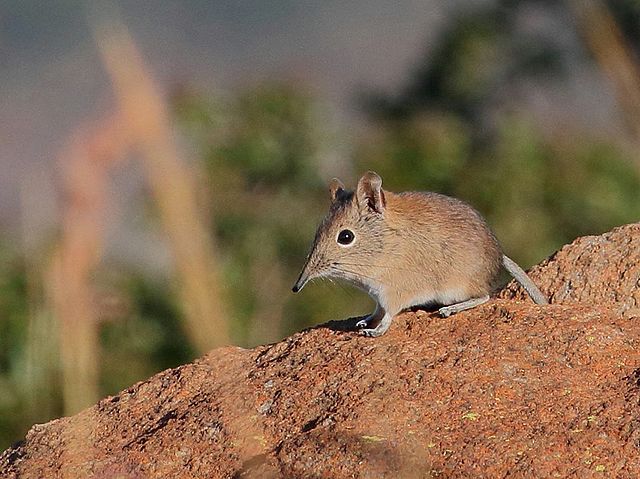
[502,255,548,305]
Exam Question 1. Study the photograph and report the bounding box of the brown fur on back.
[383,191,502,299]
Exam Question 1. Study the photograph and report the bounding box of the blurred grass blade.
[572,0,640,148]
[48,114,129,416]
[95,22,230,351]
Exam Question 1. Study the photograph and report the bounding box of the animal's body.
[292,171,548,337]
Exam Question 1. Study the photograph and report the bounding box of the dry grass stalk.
[95,23,230,352]
[48,113,130,416]
[572,0,640,146]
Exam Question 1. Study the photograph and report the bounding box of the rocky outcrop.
[2,224,639,478]
[500,223,640,318]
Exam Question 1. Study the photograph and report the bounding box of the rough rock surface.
[1,223,640,478]
[500,223,640,318]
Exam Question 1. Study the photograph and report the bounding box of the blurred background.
[1,0,640,449]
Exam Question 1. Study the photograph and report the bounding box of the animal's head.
[292,171,388,293]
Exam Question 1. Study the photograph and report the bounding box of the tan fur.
[293,171,543,337]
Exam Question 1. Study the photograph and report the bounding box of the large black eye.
[337,229,355,245]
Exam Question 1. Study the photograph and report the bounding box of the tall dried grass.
[96,22,230,353]
[48,113,129,415]
[572,0,640,150]
[41,22,230,421]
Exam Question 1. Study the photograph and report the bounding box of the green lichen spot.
[462,412,480,421]
[361,435,387,442]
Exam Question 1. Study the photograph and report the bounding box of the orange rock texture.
[2,223,639,478]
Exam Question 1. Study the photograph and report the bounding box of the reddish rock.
[2,223,640,478]
[500,223,640,318]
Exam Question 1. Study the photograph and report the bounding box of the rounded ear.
[329,178,345,202]
[356,171,385,213]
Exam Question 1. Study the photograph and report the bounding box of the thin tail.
[502,255,548,305]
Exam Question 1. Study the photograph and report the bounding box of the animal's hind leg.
[438,295,490,318]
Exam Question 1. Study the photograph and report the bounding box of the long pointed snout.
[292,269,310,293]
[292,252,319,293]
[293,240,325,293]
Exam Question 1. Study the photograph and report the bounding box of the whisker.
[317,267,361,297]
[331,265,380,285]
[335,261,425,274]
[335,281,355,297]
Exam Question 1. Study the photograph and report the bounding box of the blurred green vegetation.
[0,245,30,445]
[354,114,640,266]
[1,0,640,450]
[173,84,374,347]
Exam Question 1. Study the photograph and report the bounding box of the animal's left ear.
[356,171,385,214]
[329,178,345,202]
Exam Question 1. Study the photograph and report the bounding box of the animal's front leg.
[357,304,394,337]
[359,312,394,337]
[355,303,383,329]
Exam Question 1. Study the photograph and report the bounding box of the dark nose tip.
[292,271,308,293]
